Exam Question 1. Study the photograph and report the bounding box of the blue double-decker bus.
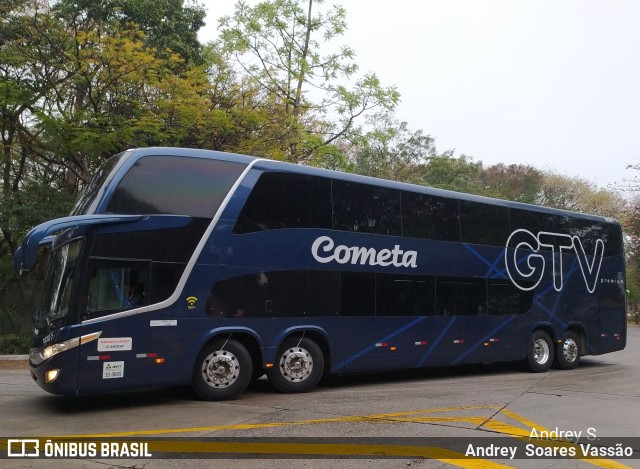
[14,147,626,400]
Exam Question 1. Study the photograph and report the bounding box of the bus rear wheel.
[555,331,581,370]
[268,337,324,393]
[526,330,554,372]
[192,338,252,401]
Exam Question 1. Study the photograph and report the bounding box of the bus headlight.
[36,332,101,363]
[41,337,80,361]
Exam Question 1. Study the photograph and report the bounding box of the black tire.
[192,338,252,401]
[267,337,324,393]
[555,331,581,370]
[526,330,554,372]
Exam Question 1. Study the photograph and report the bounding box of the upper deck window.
[401,191,460,242]
[332,180,402,236]
[233,172,332,233]
[107,156,246,218]
[460,201,510,246]
[553,216,622,257]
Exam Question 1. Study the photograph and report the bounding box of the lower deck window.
[85,260,186,319]
[87,263,148,316]
[207,270,533,318]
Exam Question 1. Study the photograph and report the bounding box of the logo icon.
[8,439,39,458]
[186,296,198,310]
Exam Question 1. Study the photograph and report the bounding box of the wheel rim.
[201,350,240,388]
[533,338,550,365]
[279,346,313,382]
[562,338,579,363]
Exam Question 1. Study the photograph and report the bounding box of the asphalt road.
[1,326,639,469]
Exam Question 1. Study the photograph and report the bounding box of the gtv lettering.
[505,229,604,293]
[311,236,418,268]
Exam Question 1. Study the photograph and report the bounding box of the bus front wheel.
[192,338,252,401]
[526,330,554,372]
[268,337,324,393]
[555,331,581,370]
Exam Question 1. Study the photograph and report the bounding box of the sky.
[198,0,640,190]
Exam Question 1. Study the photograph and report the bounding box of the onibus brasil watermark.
[465,427,636,459]
[5,438,151,459]
[3,431,637,460]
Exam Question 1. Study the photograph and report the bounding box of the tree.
[350,112,437,182]
[535,172,624,216]
[415,153,486,195]
[218,0,399,163]
[52,0,206,66]
[0,1,213,269]
[1,0,73,257]
[481,163,543,204]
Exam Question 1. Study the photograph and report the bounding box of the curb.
[0,355,29,361]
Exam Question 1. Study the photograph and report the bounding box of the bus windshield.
[37,240,83,328]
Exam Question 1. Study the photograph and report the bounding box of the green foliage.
[350,112,436,182]
[418,152,485,195]
[0,334,30,354]
[53,0,206,66]
[535,171,624,216]
[480,164,543,204]
[1,182,74,236]
[218,0,399,163]
[0,1,212,263]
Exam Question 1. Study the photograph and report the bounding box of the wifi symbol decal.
[186,296,198,310]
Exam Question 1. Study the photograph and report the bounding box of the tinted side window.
[554,216,621,257]
[436,277,487,316]
[234,172,332,233]
[401,192,460,242]
[460,201,510,246]
[107,156,246,218]
[602,223,623,257]
[487,279,533,315]
[376,274,435,316]
[600,284,625,308]
[341,272,376,316]
[332,181,401,235]
[207,270,535,318]
[208,271,307,318]
[149,262,185,304]
[207,270,341,318]
[308,270,340,316]
[509,208,555,235]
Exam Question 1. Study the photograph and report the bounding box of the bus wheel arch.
[555,328,583,370]
[192,335,254,401]
[268,333,326,394]
[526,329,555,372]
[231,333,265,381]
